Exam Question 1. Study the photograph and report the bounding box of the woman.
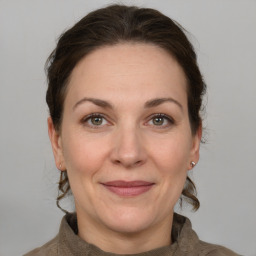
[25,4,239,256]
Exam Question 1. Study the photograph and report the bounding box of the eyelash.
[146,113,174,128]
[81,113,109,129]
[81,113,174,129]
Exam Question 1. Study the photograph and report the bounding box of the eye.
[82,113,109,128]
[147,114,174,128]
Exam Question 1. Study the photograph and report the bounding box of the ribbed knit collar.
[57,212,199,256]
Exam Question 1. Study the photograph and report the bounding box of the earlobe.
[47,117,65,170]
[189,124,202,170]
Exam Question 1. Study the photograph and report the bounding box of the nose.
[110,126,147,168]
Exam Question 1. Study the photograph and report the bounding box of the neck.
[76,209,173,254]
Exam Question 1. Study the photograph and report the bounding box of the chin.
[106,219,153,235]
[99,206,157,234]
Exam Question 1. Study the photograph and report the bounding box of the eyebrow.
[73,97,183,111]
[145,97,183,110]
[73,97,113,110]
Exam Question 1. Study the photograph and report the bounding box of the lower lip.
[102,184,154,197]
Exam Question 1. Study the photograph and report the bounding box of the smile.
[101,180,155,197]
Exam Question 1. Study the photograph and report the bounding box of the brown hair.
[46,4,206,212]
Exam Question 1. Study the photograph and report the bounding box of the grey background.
[0,0,255,255]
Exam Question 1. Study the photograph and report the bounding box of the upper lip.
[102,180,154,187]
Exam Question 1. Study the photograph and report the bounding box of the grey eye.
[91,116,103,125]
[83,114,108,127]
[153,117,165,125]
[147,114,174,128]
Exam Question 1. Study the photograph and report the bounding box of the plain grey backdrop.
[0,0,255,255]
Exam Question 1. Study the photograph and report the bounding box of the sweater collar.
[57,212,198,256]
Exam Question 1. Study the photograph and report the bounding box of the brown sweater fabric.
[24,213,240,256]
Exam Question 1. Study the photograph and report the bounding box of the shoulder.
[23,235,58,256]
[195,240,241,256]
[173,213,240,256]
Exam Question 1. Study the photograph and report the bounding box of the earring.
[191,161,196,168]
[59,164,62,170]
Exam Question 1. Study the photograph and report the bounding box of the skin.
[48,43,201,254]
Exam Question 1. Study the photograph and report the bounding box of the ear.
[188,123,202,170]
[47,117,65,171]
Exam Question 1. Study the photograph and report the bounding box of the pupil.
[153,117,163,125]
[92,117,102,125]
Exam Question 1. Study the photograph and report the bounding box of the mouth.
[100,180,155,197]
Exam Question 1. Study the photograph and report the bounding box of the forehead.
[66,43,187,107]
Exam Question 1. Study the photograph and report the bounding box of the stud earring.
[59,164,62,170]
[191,161,196,168]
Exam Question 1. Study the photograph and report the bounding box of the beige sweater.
[24,213,240,256]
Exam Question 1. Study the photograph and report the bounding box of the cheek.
[148,133,191,195]
[161,145,189,199]
[61,131,109,178]
[149,134,191,173]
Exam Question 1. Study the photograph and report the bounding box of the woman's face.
[49,43,201,235]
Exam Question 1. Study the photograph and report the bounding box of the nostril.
[134,160,143,166]
[112,158,144,168]
[110,134,147,168]
[114,159,121,165]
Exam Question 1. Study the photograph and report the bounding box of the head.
[47,4,205,233]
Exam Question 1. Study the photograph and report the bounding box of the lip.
[101,180,155,197]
